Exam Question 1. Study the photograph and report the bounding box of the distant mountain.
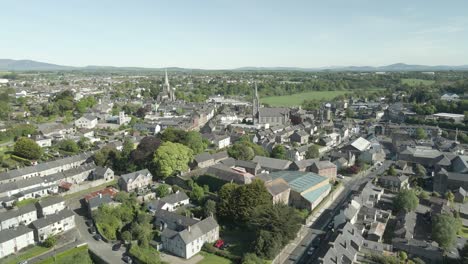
[0,59,74,71]
[1,59,468,72]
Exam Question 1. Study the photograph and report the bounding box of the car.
[214,239,224,249]
[307,248,315,255]
[312,237,321,247]
[18,261,28,264]
[337,174,344,179]
[327,222,334,229]
[93,234,102,241]
[220,243,230,250]
[112,243,122,251]
[88,227,96,234]
[122,255,133,263]
[85,220,93,227]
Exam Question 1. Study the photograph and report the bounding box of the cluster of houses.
[0,196,75,258]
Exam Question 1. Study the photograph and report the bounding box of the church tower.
[162,69,176,102]
[252,82,260,124]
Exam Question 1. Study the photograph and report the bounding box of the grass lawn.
[261,90,350,107]
[220,228,256,257]
[15,198,39,207]
[401,78,435,86]
[198,252,233,264]
[459,226,468,238]
[35,245,92,264]
[3,245,49,264]
[63,179,117,200]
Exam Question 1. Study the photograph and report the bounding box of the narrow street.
[279,160,392,264]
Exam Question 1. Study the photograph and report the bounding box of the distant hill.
[0,59,74,71]
[1,59,468,72]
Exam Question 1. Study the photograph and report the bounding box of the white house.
[441,93,460,102]
[148,191,190,213]
[36,197,66,217]
[0,204,38,231]
[35,137,52,147]
[75,115,98,129]
[119,169,153,192]
[161,216,219,259]
[30,209,75,242]
[0,226,35,258]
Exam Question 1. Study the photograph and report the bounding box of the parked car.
[85,220,93,227]
[307,248,315,255]
[220,243,230,250]
[112,243,122,251]
[337,174,344,179]
[214,239,224,249]
[123,255,133,263]
[88,227,96,234]
[93,234,102,241]
[312,237,321,247]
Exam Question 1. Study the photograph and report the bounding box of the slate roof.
[0,153,91,181]
[265,178,290,196]
[312,160,336,170]
[290,159,318,170]
[258,107,289,117]
[155,210,198,229]
[252,156,292,171]
[149,191,190,211]
[30,209,74,230]
[194,152,213,163]
[36,196,64,209]
[0,177,44,195]
[121,169,152,183]
[87,194,113,210]
[0,203,37,223]
[0,226,33,244]
[206,164,254,184]
[177,217,218,244]
[322,222,363,264]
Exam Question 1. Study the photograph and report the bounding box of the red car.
[214,239,224,249]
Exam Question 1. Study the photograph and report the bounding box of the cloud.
[414,25,464,35]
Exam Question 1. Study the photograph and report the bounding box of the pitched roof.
[0,226,33,244]
[176,217,218,244]
[37,196,65,209]
[264,178,290,196]
[268,171,328,193]
[350,137,371,152]
[0,203,37,223]
[30,209,74,230]
[155,210,198,229]
[194,152,213,163]
[252,156,292,171]
[121,169,152,183]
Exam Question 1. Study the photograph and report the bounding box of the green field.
[198,252,233,264]
[401,78,435,86]
[261,90,350,107]
[3,245,49,264]
[36,245,92,264]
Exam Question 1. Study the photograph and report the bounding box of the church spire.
[165,69,169,86]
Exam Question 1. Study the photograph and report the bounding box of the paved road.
[67,196,127,264]
[285,160,392,264]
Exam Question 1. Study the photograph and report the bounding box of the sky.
[1,0,468,69]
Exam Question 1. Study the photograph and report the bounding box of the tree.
[217,183,239,221]
[57,139,79,153]
[388,166,397,176]
[415,127,427,140]
[398,251,408,261]
[253,230,282,259]
[191,183,205,203]
[121,230,132,243]
[78,136,91,150]
[155,184,170,198]
[446,191,455,203]
[414,164,426,177]
[14,137,42,160]
[43,235,57,248]
[393,189,419,212]
[203,199,217,218]
[432,214,459,251]
[228,143,255,161]
[345,108,355,118]
[271,145,287,159]
[153,142,193,178]
[242,253,266,264]
[305,145,320,159]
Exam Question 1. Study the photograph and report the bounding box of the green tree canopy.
[155,184,170,198]
[432,213,459,251]
[271,145,287,159]
[228,142,255,161]
[191,183,205,203]
[14,137,42,160]
[394,189,419,213]
[203,199,217,218]
[415,127,427,140]
[305,144,320,159]
[153,142,193,178]
[57,139,79,153]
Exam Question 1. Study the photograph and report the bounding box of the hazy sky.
[1,0,467,69]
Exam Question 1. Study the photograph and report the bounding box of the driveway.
[160,253,204,264]
[67,199,126,264]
